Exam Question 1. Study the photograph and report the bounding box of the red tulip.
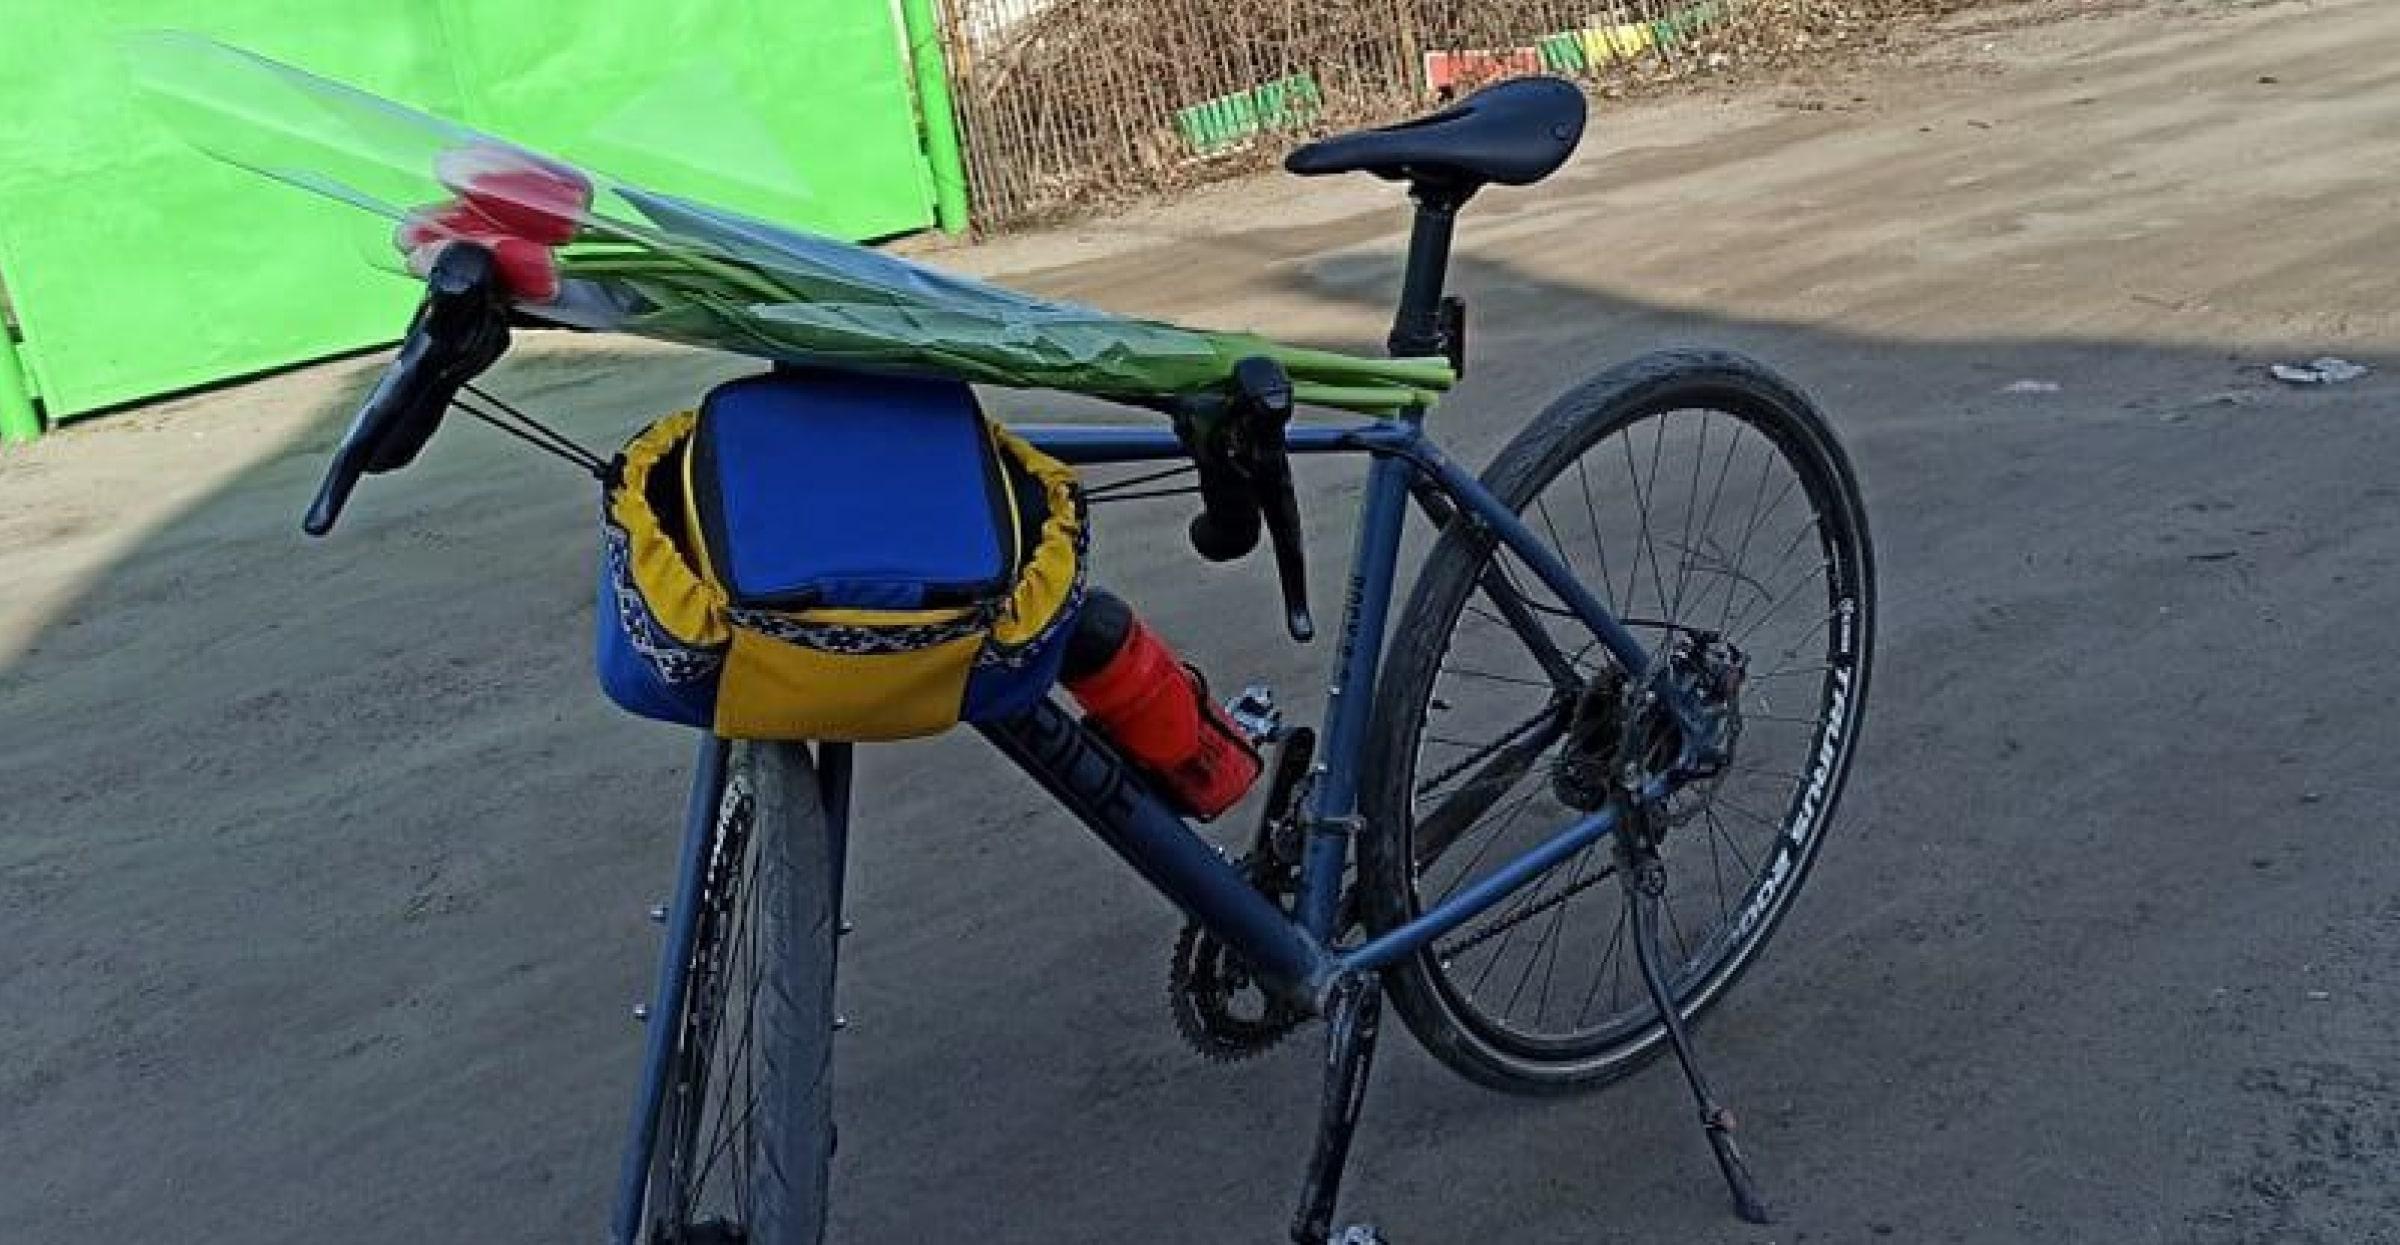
[396,203,561,302]
[434,144,592,246]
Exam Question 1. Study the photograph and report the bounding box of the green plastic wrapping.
[134,34,1455,414]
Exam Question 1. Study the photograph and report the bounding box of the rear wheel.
[646,741,838,1243]
[1360,351,1874,1093]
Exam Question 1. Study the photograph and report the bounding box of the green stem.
[1252,340,1456,389]
[1293,382,1437,413]
[571,218,798,304]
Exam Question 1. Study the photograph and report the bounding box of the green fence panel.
[0,0,935,423]
[1175,74,1323,158]
[428,0,933,244]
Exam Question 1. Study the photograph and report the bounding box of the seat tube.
[1387,189,1461,358]
[1298,444,1416,938]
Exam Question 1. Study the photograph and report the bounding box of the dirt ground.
[9,1,2400,1241]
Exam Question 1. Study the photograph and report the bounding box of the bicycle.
[301,76,1875,1245]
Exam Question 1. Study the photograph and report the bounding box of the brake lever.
[303,245,510,536]
[1229,357,1313,643]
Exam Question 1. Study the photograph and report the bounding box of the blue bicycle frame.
[608,407,1673,1243]
[1005,416,1652,988]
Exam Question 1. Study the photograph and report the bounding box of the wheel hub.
[1553,634,1748,816]
[1551,669,1627,811]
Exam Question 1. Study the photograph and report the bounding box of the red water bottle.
[1061,591,1263,819]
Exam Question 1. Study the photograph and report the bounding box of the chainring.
[1168,918,1305,1061]
[1166,725,1316,1062]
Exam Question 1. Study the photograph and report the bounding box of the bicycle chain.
[1412,700,1568,799]
[1432,857,1622,962]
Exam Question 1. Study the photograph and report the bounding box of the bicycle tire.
[645,740,837,1243]
[1359,350,1875,1094]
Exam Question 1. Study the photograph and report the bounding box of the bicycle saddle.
[1285,76,1587,191]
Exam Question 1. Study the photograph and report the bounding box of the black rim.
[651,763,766,1240]
[1403,398,1868,1065]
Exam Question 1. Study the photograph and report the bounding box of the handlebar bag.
[597,369,1086,740]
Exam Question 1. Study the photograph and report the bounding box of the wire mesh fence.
[939,0,1928,227]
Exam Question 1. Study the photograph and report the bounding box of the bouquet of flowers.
[133,34,1455,416]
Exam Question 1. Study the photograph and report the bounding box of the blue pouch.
[597,370,1086,740]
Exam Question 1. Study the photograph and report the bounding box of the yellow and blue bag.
[597,370,1086,741]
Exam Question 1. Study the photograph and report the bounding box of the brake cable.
[1084,462,1202,505]
[454,381,609,478]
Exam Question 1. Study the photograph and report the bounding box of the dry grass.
[941,0,1996,228]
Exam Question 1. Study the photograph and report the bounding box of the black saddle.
[1285,76,1586,193]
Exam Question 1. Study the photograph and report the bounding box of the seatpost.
[1386,183,1470,371]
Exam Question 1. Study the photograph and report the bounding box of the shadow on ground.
[8,4,2400,1241]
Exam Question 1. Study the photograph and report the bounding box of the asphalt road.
[8,2,2400,1241]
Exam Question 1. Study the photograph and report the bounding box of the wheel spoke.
[1663,412,1706,622]
[1705,800,1730,920]
[1729,562,1830,649]
[1413,716,1566,865]
[1662,887,1694,966]
[1708,796,1786,835]
[1670,415,1747,618]
[1714,457,1801,634]
[1395,384,1867,1068]
[1574,456,1618,613]
[1617,418,1674,619]
[1438,664,1559,690]
[1426,788,1544,905]
[1534,496,1570,569]
[1464,842,1593,999]
[1748,662,1834,681]
[1574,902,1631,1029]
[1743,713,1832,728]
[1415,702,1564,798]
[1508,847,1589,1024]
[1703,806,1756,876]
[1680,423,1752,626]
[1472,566,1583,687]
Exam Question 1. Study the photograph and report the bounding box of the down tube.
[1296,449,1415,938]
[978,701,1334,998]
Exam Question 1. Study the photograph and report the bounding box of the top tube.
[1019,421,1417,466]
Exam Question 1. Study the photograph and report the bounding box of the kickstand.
[1289,972,1385,1245]
[1615,819,1774,1225]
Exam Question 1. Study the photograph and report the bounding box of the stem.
[570,218,798,304]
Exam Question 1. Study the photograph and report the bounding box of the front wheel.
[1360,350,1875,1093]
[645,741,838,1243]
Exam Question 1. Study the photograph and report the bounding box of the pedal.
[1226,683,1284,745]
